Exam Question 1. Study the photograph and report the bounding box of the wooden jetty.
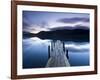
[46,40,70,67]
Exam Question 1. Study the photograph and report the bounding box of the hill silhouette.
[23,29,89,42]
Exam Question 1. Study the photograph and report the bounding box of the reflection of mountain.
[23,29,89,42]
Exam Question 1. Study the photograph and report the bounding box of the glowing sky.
[23,11,90,33]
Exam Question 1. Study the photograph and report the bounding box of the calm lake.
[23,37,89,69]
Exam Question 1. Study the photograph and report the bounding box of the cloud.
[23,21,50,33]
[57,17,89,23]
[23,16,50,33]
[49,25,89,31]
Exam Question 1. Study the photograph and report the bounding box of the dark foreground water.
[23,37,89,69]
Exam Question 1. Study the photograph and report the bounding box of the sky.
[23,11,90,33]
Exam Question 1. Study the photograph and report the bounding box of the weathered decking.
[46,40,70,67]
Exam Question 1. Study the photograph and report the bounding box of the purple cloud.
[57,17,89,23]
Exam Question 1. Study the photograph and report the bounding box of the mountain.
[23,29,89,42]
[23,31,36,39]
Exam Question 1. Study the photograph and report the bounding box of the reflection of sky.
[23,38,89,68]
[23,38,89,51]
[23,11,89,33]
[23,11,90,68]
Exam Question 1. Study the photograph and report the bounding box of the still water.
[23,37,89,69]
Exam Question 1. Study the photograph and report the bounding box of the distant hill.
[23,29,89,42]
